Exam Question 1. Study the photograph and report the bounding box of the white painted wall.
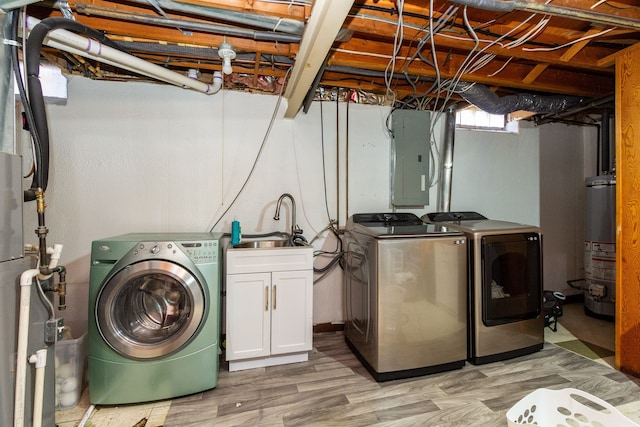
[451,123,541,226]
[17,76,592,335]
[18,77,420,335]
[539,123,598,295]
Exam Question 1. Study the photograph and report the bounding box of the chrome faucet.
[274,193,302,236]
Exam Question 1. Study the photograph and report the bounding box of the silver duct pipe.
[126,0,305,34]
[450,0,514,12]
[437,106,456,212]
[450,0,640,30]
[74,3,301,43]
[457,82,586,115]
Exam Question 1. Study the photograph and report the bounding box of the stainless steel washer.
[344,213,467,381]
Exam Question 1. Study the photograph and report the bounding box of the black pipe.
[601,110,610,174]
[25,17,123,197]
[23,17,120,281]
[9,11,42,202]
[596,122,601,177]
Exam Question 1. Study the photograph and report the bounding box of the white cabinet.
[226,246,313,372]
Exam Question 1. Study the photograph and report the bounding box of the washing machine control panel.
[179,241,218,264]
[131,241,218,264]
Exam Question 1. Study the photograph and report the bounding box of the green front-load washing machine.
[88,232,222,404]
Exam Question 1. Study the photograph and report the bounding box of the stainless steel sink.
[233,240,288,249]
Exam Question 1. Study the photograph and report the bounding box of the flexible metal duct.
[534,94,614,125]
[456,82,586,115]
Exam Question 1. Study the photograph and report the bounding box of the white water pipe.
[48,244,63,269]
[25,15,223,95]
[28,349,48,427]
[14,268,40,427]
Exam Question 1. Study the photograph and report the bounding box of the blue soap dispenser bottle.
[231,219,241,245]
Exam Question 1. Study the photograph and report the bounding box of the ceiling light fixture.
[217,39,236,75]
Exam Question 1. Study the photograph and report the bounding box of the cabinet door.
[270,270,313,355]
[226,272,271,361]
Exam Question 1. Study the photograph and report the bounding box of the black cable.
[22,16,125,199]
[313,251,345,274]
[10,11,42,202]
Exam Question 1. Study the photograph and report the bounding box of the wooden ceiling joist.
[21,0,640,116]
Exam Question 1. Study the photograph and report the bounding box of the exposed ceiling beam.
[450,0,640,30]
[283,0,355,118]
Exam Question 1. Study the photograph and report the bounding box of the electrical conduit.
[13,269,41,427]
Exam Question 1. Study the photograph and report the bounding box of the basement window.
[455,108,519,133]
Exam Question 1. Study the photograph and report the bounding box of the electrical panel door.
[391,110,430,207]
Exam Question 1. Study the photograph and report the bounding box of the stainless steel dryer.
[344,213,467,381]
[424,212,544,365]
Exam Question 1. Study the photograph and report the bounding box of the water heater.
[584,175,616,319]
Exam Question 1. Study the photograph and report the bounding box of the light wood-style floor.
[57,303,640,426]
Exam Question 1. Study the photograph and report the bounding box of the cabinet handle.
[265,286,269,311]
[273,285,277,310]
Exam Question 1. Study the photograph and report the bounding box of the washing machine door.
[96,259,206,359]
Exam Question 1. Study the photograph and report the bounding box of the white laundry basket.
[506,388,640,427]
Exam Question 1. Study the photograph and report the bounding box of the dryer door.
[96,259,206,359]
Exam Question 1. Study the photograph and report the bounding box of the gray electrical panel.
[391,110,430,207]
